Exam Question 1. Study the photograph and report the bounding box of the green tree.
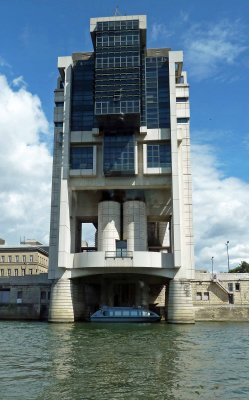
[229,261,249,273]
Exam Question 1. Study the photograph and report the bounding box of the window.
[1,256,5,262]
[176,97,188,102]
[103,134,135,176]
[196,292,202,300]
[55,102,64,107]
[40,291,46,300]
[17,291,22,304]
[30,255,33,262]
[17,291,22,300]
[1,269,4,276]
[235,283,240,291]
[203,292,209,301]
[7,269,11,276]
[15,255,19,262]
[116,240,127,257]
[8,256,12,263]
[0,289,10,303]
[177,118,189,123]
[23,255,26,262]
[29,269,33,275]
[54,122,63,127]
[14,269,18,276]
[22,269,26,276]
[228,283,233,292]
[147,143,171,168]
[70,146,94,170]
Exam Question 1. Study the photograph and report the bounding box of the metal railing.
[105,251,133,259]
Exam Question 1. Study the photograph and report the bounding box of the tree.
[229,261,249,273]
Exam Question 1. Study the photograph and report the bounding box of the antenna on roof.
[114,5,121,16]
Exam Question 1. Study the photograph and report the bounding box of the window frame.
[143,142,171,174]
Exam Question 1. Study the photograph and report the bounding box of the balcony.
[73,251,174,270]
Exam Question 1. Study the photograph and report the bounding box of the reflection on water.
[0,321,249,399]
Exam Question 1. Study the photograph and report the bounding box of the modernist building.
[48,15,195,323]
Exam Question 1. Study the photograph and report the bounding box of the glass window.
[114,310,122,316]
[1,256,5,262]
[23,255,26,262]
[40,291,46,300]
[15,255,19,262]
[7,269,11,276]
[203,292,209,301]
[177,118,189,123]
[0,289,10,303]
[147,143,171,168]
[14,269,18,276]
[8,256,12,263]
[131,310,138,316]
[196,292,202,300]
[1,269,4,276]
[176,97,188,102]
[22,269,26,276]
[104,134,135,176]
[235,283,240,291]
[29,269,33,275]
[54,122,63,127]
[70,146,94,170]
[228,283,233,292]
[116,240,127,257]
[30,255,33,262]
[17,291,22,299]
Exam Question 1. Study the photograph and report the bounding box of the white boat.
[90,306,161,322]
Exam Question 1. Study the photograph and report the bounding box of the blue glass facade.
[103,134,135,176]
[70,147,93,169]
[94,20,141,119]
[69,18,172,174]
[71,58,95,131]
[145,57,170,129]
[147,143,171,168]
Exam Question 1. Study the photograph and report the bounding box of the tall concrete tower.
[48,15,195,323]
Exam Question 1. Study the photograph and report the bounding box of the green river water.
[0,321,248,400]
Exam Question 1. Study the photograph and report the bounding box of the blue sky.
[0,0,249,271]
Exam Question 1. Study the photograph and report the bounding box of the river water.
[0,321,248,400]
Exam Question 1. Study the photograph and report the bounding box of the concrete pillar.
[98,201,121,251]
[123,200,147,251]
[48,272,75,322]
[167,279,195,323]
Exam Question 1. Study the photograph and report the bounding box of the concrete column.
[98,201,121,251]
[167,279,195,323]
[48,272,74,322]
[123,200,147,251]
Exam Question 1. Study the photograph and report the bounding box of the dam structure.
[48,15,195,323]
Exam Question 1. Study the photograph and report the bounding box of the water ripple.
[0,321,249,399]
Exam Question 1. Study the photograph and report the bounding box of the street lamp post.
[226,241,230,272]
[211,256,214,278]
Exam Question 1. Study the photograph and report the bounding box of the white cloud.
[0,74,52,245]
[151,23,172,42]
[12,75,27,88]
[192,142,249,272]
[184,20,248,81]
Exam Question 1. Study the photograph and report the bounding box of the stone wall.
[0,275,51,320]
